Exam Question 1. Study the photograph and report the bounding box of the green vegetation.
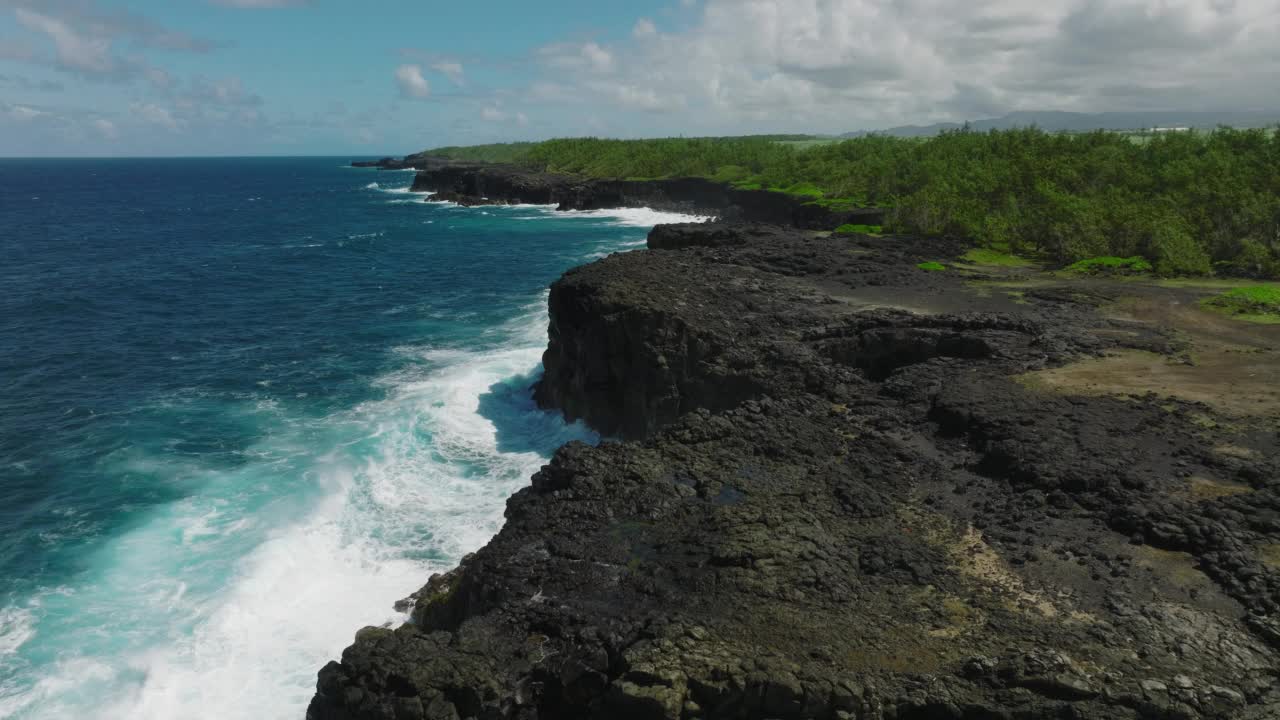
[418,142,536,164]
[1201,285,1280,323]
[961,248,1034,267]
[917,261,948,272]
[775,138,842,150]
[1064,256,1154,275]
[806,197,865,211]
[773,181,826,198]
[423,127,1280,276]
[834,223,883,235]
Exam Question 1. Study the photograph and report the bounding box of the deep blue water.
[0,158,700,719]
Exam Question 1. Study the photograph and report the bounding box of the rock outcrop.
[352,157,422,170]
[309,224,1280,720]
[406,163,886,230]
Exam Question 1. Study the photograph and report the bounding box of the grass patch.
[1261,543,1280,570]
[962,248,1033,268]
[1184,476,1252,501]
[917,261,947,272]
[1200,285,1280,324]
[1065,256,1153,275]
[834,223,883,235]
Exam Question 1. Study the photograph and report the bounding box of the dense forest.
[422,129,1280,276]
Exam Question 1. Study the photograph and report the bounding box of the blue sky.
[2,0,1278,156]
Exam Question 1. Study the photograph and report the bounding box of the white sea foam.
[0,186,666,720]
[0,302,594,720]
[0,606,36,658]
[365,182,419,196]
[492,202,558,210]
[551,207,713,227]
[426,200,709,227]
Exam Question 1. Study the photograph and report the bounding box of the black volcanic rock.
[309,225,1280,720]
[351,157,420,170]
[409,163,576,205]
[406,162,888,229]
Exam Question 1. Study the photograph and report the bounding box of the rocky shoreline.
[353,156,885,229]
[308,219,1279,719]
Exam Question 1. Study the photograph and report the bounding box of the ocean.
[0,158,701,719]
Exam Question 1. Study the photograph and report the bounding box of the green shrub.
[775,181,826,198]
[834,224,883,235]
[1201,286,1280,323]
[1148,222,1211,276]
[1064,256,1154,275]
[917,261,947,272]
[1216,238,1280,278]
[805,197,865,211]
[710,165,751,183]
[961,248,1032,267]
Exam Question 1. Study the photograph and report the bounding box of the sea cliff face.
[308,223,1280,719]
[407,163,885,230]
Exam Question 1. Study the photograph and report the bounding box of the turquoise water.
[0,158,701,719]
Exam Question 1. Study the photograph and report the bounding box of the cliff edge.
[309,224,1280,720]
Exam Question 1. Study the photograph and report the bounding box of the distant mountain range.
[843,111,1280,137]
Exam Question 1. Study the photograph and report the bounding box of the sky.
[0,0,1278,156]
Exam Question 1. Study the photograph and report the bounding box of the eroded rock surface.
[309,224,1280,720]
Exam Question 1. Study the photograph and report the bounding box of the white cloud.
[611,84,681,112]
[430,61,465,86]
[540,41,615,74]
[15,7,115,75]
[523,0,1280,133]
[92,117,117,139]
[581,42,614,73]
[633,18,657,38]
[394,64,430,99]
[480,106,505,122]
[190,76,262,106]
[146,67,175,90]
[6,103,47,121]
[131,102,181,131]
[528,81,576,102]
[8,1,217,83]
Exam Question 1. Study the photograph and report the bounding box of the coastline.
[309,196,1280,718]
[356,156,886,230]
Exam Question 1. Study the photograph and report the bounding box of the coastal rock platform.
[309,223,1280,720]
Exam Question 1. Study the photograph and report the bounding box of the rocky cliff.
[406,163,885,230]
[309,223,1280,719]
